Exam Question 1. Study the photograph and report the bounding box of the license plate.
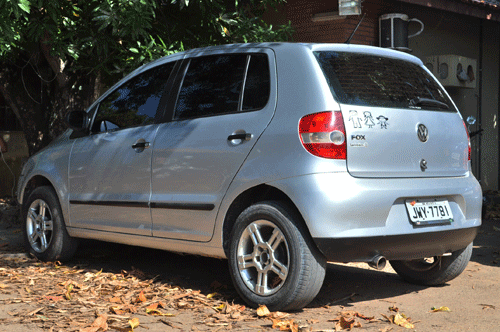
[405,199,453,225]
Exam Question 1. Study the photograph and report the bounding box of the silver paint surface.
[16,43,482,260]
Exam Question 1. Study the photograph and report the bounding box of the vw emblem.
[417,124,428,142]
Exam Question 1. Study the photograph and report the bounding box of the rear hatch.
[314,50,469,178]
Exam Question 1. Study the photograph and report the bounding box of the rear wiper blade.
[409,97,449,110]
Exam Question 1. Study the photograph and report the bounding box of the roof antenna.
[345,13,366,44]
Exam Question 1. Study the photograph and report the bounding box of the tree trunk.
[0,46,99,156]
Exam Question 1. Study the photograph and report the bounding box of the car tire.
[228,201,326,311]
[389,242,473,286]
[22,186,78,261]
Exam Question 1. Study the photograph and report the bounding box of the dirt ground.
[1,198,499,332]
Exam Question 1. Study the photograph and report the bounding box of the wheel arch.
[21,175,57,207]
[221,184,315,257]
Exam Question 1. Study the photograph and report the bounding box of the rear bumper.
[313,226,479,262]
[268,171,482,262]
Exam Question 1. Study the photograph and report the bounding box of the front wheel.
[22,186,78,261]
[390,242,473,286]
[228,201,326,311]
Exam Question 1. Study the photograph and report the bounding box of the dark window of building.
[93,62,175,132]
[314,51,456,111]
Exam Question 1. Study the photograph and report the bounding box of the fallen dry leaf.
[480,304,496,310]
[27,307,44,316]
[65,283,74,300]
[136,291,147,303]
[272,318,299,331]
[330,311,374,322]
[45,295,64,302]
[145,307,175,316]
[430,306,451,312]
[393,313,414,329]
[335,316,362,331]
[270,311,290,319]
[207,292,219,299]
[109,296,122,304]
[109,306,127,315]
[81,314,108,332]
[256,305,271,317]
[128,317,139,330]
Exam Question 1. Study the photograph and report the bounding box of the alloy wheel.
[236,219,289,296]
[26,199,54,253]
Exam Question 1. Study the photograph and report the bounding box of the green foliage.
[0,0,292,154]
[0,0,292,82]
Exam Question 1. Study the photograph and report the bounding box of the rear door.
[314,51,468,178]
[150,49,276,241]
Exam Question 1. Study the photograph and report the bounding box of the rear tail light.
[463,121,471,161]
[299,111,346,159]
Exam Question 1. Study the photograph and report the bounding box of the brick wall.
[285,0,395,45]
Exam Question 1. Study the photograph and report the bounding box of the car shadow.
[469,218,500,268]
[311,263,429,308]
[72,239,432,310]
[2,210,497,312]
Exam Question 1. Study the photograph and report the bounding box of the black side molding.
[70,200,214,211]
[69,200,149,208]
[150,202,214,211]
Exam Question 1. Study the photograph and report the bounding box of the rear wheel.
[23,186,78,261]
[390,243,473,285]
[228,201,326,311]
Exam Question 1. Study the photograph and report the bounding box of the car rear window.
[314,51,456,111]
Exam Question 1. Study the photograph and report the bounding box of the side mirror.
[66,110,89,132]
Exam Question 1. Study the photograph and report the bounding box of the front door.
[68,62,175,235]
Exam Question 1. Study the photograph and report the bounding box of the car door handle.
[227,133,252,141]
[131,141,150,149]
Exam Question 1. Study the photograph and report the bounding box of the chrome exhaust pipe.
[368,255,387,270]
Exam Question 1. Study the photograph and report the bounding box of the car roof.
[98,42,423,110]
[142,42,423,70]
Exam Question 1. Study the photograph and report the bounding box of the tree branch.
[40,30,68,88]
[0,78,23,127]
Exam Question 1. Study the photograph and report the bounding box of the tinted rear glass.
[242,54,270,111]
[314,51,456,111]
[175,55,247,120]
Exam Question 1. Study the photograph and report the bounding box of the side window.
[92,62,175,132]
[242,54,270,111]
[174,55,247,120]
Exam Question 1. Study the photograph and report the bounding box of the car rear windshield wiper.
[409,97,449,110]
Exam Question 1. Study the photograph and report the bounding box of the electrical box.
[425,55,476,89]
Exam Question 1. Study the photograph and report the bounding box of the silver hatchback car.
[17,43,482,311]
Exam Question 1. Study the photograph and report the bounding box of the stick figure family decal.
[348,110,389,129]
